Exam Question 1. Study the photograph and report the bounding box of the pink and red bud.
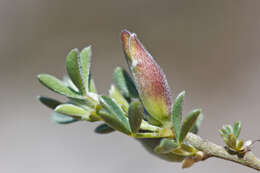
[121,30,173,124]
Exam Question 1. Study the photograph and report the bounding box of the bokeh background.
[1,0,260,172]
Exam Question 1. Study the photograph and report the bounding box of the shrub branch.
[185,133,260,171]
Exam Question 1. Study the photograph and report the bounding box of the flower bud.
[121,30,172,124]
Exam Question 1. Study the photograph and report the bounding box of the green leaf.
[55,104,91,119]
[223,137,229,146]
[51,112,78,124]
[225,125,233,134]
[38,74,82,98]
[190,113,203,134]
[79,46,92,92]
[88,74,97,93]
[219,128,228,137]
[113,67,139,99]
[180,143,197,154]
[66,49,86,95]
[154,138,178,154]
[94,123,115,134]
[237,140,244,150]
[109,85,129,113]
[172,91,185,143]
[99,96,131,134]
[227,134,237,148]
[38,96,61,109]
[62,76,79,92]
[128,100,144,133]
[143,112,163,127]
[233,121,241,138]
[179,109,201,144]
[172,143,197,156]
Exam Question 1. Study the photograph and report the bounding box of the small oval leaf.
[66,48,87,95]
[233,121,241,138]
[172,91,185,143]
[128,100,144,133]
[80,46,92,92]
[51,112,78,124]
[88,74,97,93]
[190,113,204,134]
[227,134,237,148]
[219,128,228,137]
[237,140,244,150]
[55,104,90,118]
[109,85,129,112]
[179,109,201,143]
[113,67,139,99]
[38,74,82,98]
[225,125,233,134]
[38,96,61,109]
[95,123,115,134]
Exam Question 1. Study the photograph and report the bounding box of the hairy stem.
[185,133,260,171]
[92,114,260,170]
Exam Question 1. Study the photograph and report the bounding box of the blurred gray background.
[1,0,260,172]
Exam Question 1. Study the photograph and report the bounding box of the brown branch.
[185,133,260,171]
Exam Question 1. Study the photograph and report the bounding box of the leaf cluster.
[38,46,204,163]
[154,92,203,157]
[219,122,249,157]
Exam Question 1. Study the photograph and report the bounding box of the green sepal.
[233,121,241,138]
[38,96,61,109]
[113,67,139,99]
[99,96,131,135]
[128,100,144,133]
[51,112,78,124]
[154,138,178,154]
[38,74,82,99]
[95,123,115,134]
[179,109,201,144]
[172,91,185,144]
[109,85,129,113]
